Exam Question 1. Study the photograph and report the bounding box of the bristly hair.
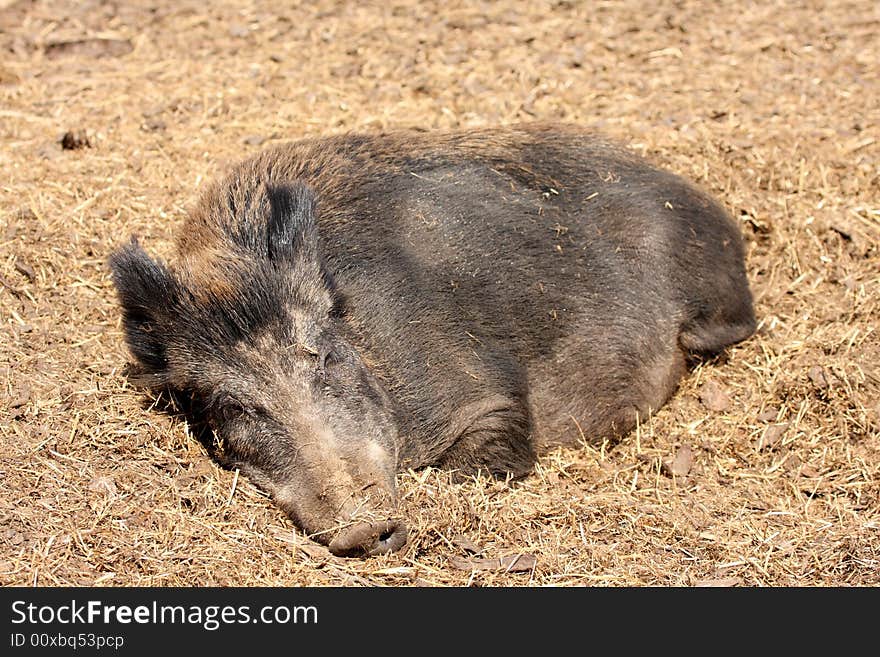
[108,238,178,378]
[109,182,339,386]
[177,259,298,349]
[219,180,318,260]
[215,180,338,311]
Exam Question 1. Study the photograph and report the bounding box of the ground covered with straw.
[1,0,878,586]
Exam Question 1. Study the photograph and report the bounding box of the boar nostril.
[328,519,408,558]
[375,521,408,553]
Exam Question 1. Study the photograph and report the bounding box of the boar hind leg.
[532,338,687,447]
[631,344,689,426]
[438,394,536,479]
[679,313,756,356]
[677,247,757,355]
[586,344,689,442]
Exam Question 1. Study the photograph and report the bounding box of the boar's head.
[109,183,407,557]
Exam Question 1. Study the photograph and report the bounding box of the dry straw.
[1,0,878,586]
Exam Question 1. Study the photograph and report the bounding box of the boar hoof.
[328,519,408,558]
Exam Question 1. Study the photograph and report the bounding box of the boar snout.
[328,518,408,557]
[271,438,406,557]
[274,483,408,557]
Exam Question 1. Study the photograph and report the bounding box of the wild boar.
[109,124,755,557]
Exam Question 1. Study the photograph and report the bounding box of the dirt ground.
[1,0,878,587]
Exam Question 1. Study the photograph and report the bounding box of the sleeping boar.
[109,124,755,557]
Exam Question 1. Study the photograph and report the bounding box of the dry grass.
[1,0,878,587]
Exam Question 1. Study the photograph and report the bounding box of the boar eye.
[217,395,246,423]
[301,342,339,374]
[319,346,337,373]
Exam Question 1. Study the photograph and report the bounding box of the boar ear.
[108,238,176,375]
[265,183,320,265]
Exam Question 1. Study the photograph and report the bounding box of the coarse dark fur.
[109,123,756,556]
